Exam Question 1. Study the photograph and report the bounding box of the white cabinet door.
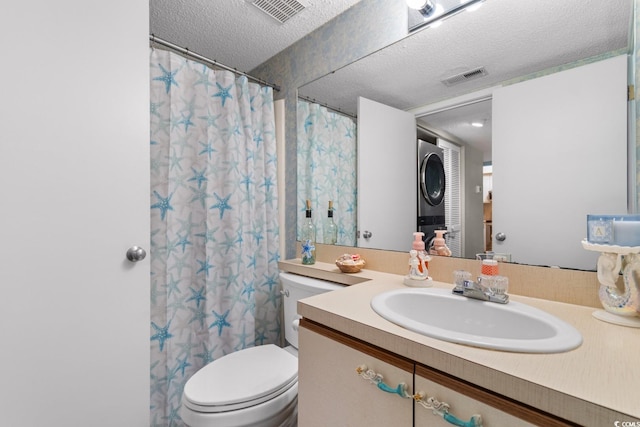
[0,1,150,425]
[299,323,414,427]
[492,55,628,270]
[357,97,417,251]
[414,365,573,426]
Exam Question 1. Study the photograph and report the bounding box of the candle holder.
[582,240,640,327]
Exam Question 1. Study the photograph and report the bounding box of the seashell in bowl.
[335,253,365,273]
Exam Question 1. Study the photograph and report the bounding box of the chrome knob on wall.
[362,231,373,239]
[126,246,147,262]
[496,232,506,242]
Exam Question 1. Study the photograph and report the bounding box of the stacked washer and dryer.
[417,139,447,247]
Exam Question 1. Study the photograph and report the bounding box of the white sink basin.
[370,288,582,353]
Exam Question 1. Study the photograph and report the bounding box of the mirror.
[297,0,632,269]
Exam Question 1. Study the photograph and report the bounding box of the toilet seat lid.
[183,344,298,409]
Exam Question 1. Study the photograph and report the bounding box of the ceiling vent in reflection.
[441,67,488,86]
[249,0,307,24]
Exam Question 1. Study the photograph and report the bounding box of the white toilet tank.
[279,272,343,349]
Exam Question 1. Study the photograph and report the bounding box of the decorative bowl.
[335,254,365,273]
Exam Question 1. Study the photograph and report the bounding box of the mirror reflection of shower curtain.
[297,100,357,245]
[150,48,281,425]
[438,139,462,257]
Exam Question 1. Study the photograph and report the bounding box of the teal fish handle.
[356,365,483,427]
[443,413,482,427]
[377,381,408,398]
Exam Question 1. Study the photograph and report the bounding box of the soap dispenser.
[404,232,433,287]
[412,231,431,274]
[429,229,452,257]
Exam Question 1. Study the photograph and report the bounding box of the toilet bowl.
[180,272,343,427]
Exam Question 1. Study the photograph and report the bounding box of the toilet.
[180,272,343,427]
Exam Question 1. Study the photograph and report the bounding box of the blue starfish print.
[209,309,232,336]
[235,230,244,245]
[190,185,209,209]
[239,173,254,192]
[241,280,255,298]
[153,63,179,94]
[220,270,240,290]
[198,140,217,160]
[198,112,220,128]
[169,253,190,277]
[186,286,206,308]
[268,250,280,264]
[249,229,264,245]
[150,190,174,221]
[220,231,236,254]
[210,192,233,219]
[187,167,207,188]
[179,112,195,132]
[188,306,209,328]
[193,68,214,92]
[195,227,218,244]
[234,325,253,350]
[212,82,233,107]
[150,320,173,352]
[194,342,217,365]
[262,275,278,292]
[168,148,183,172]
[162,403,182,426]
[165,364,179,386]
[175,234,192,252]
[304,115,313,133]
[255,330,268,346]
[261,176,275,193]
[301,240,315,258]
[166,274,181,297]
[196,257,213,277]
[174,356,191,377]
[246,254,257,269]
[266,287,280,308]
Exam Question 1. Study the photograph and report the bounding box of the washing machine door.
[420,152,446,206]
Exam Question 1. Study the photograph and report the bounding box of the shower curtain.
[149,49,280,426]
[297,100,357,246]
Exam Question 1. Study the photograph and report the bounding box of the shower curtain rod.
[150,35,281,92]
[298,94,357,119]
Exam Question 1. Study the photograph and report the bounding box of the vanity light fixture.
[407,0,436,18]
[408,0,485,32]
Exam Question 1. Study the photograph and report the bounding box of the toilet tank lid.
[183,344,297,407]
[279,271,344,292]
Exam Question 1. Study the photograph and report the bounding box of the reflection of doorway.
[438,139,462,257]
[415,96,489,259]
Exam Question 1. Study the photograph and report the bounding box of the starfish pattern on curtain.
[149,48,280,426]
[297,100,357,247]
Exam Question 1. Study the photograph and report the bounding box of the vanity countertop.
[281,260,640,426]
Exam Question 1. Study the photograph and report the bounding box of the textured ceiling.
[299,0,631,161]
[150,0,363,73]
[150,0,631,162]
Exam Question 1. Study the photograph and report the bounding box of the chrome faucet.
[452,278,509,304]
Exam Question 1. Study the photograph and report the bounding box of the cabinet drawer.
[299,320,413,427]
[415,364,576,427]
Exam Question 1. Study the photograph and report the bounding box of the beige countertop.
[282,260,640,427]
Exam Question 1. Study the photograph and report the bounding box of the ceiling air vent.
[441,67,488,86]
[249,0,307,24]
